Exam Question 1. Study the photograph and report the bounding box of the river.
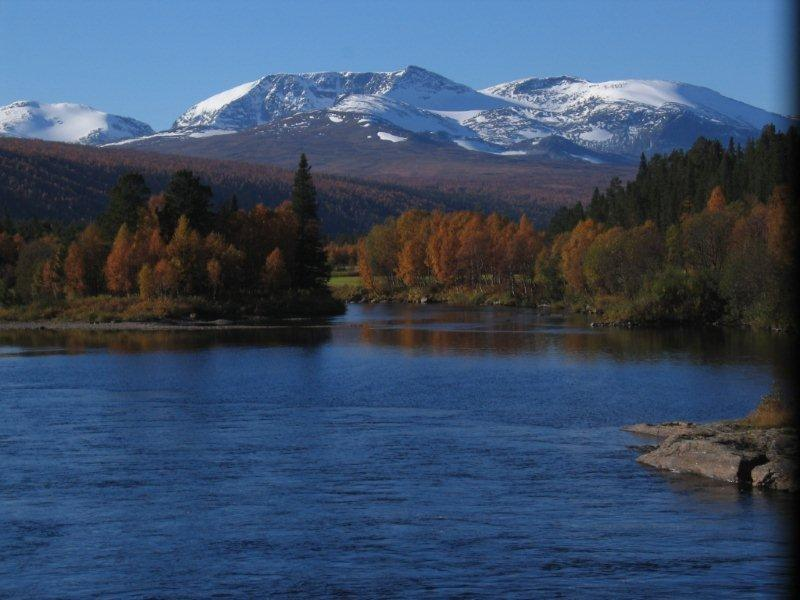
[0,305,794,597]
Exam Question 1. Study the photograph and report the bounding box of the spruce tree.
[216,194,239,234]
[290,154,330,289]
[1,211,14,234]
[159,170,214,238]
[100,172,150,239]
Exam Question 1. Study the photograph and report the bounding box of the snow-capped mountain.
[479,76,791,155]
[1,68,791,158]
[162,66,790,159]
[103,66,791,163]
[0,101,154,145]
[173,66,506,131]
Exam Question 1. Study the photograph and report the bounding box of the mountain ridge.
[3,66,790,159]
[159,65,791,158]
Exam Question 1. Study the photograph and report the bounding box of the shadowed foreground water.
[0,306,795,598]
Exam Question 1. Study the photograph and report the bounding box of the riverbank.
[0,319,334,331]
[0,292,345,326]
[624,394,797,492]
[336,285,794,333]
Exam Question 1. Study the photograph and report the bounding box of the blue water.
[0,306,794,597]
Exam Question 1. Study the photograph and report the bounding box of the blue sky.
[1,0,793,130]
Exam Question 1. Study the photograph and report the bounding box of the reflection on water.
[2,304,792,379]
[354,313,788,364]
[0,325,333,355]
[0,304,794,597]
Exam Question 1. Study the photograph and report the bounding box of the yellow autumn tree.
[64,242,87,298]
[166,216,205,295]
[105,224,135,295]
[153,258,179,297]
[706,186,727,212]
[137,264,155,299]
[560,219,602,297]
[262,247,289,292]
[426,218,460,285]
[507,215,542,295]
[395,210,431,287]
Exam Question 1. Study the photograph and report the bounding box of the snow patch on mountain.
[104,127,236,146]
[329,95,474,137]
[0,100,153,145]
[377,131,407,143]
[579,126,614,142]
[453,138,504,153]
[481,77,694,110]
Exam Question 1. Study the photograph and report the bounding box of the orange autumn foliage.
[560,219,602,297]
[104,224,136,295]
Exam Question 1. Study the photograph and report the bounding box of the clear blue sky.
[1,0,794,130]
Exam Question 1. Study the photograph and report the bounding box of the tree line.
[550,125,798,233]
[0,155,336,318]
[351,125,798,328]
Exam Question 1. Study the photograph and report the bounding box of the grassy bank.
[329,273,790,332]
[329,274,560,309]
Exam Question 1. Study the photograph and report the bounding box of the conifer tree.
[100,173,150,239]
[74,224,107,295]
[290,154,330,289]
[159,170,214,238]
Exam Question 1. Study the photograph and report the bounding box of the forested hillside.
[0,138,561,235]
[549,125,798,233]
[351,126,798,329]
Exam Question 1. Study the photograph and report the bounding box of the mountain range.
[2,66,791,161]
[1,67,792,232]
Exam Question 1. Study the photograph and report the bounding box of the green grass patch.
[329,274,362,288]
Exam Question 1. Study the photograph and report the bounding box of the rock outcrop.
[623,422,798,492]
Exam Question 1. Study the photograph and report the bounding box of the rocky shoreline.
[623,420,798,492]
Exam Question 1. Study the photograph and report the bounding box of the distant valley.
[1,137,632,234]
